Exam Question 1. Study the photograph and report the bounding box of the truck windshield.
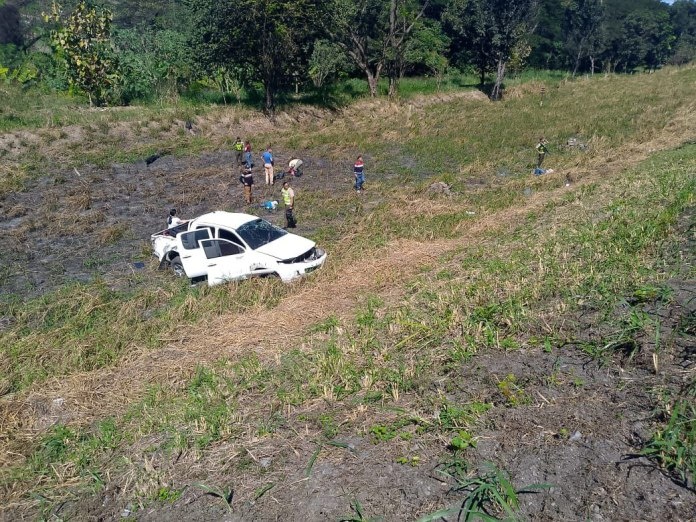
[236,218,287,249]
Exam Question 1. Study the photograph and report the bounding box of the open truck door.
[177,228,212,278]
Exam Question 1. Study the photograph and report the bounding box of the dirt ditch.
[0,149,361,300]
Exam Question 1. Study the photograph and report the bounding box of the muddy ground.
[0,149,365,300]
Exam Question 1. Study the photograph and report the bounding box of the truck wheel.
[170,256,185,277]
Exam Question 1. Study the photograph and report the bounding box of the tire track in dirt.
[1,104,694,466]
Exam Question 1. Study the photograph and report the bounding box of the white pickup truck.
[151,211,327,285]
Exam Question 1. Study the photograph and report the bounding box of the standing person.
[281,181,296,228]
[536,137,549,168]
[354,155,365,193]
[240,165,254,204]
[263,146,274,185]
[233,136,244,166]
[244,140,253,168]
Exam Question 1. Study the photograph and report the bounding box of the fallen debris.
[427,181,452,195]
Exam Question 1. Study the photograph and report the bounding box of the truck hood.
[255,233,316,260]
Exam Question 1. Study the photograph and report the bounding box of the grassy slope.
[0,67,695,519]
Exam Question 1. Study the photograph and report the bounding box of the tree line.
[1,0,694,112]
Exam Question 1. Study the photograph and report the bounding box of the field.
[0,68,695,521]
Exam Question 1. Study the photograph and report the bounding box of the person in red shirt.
[244,141,253,168]
[354,155,365,193]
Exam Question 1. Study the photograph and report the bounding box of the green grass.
[288,67,696,181]
[642,380,696,488]
[5,142,693,511]
[0,276,285,393]
[2,68,695,517]
[421,463,551,522]
[0,83,212,133]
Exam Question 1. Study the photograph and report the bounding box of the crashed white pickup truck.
[151,211,327,285]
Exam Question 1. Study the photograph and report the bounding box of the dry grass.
[1,70,695,516]
[2,99,691,454]
[63,191,92,212]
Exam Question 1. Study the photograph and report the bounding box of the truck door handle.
[207,264,217,267]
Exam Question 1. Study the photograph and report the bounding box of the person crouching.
[288,157,303,177]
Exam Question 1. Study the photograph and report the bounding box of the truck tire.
[170,255,185,277]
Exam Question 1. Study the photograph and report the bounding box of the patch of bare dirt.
[0,147,352,299]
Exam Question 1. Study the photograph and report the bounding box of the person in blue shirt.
[262,146,274,185]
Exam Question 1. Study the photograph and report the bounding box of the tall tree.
[445,0,538,100]
[614,9,673,71]
[322,0,428,97]
[562,0,605,75]
[528,0,565,70]
[403,20,449,89]
[669,0,696,65]
[321,0,387,97]
[384,0,430,97]
[187,0,319,116]
[43,0,120,106]
[600,0,671,71]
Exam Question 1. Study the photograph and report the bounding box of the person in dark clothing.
[240,165,254,204]
[167,208,183,227]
